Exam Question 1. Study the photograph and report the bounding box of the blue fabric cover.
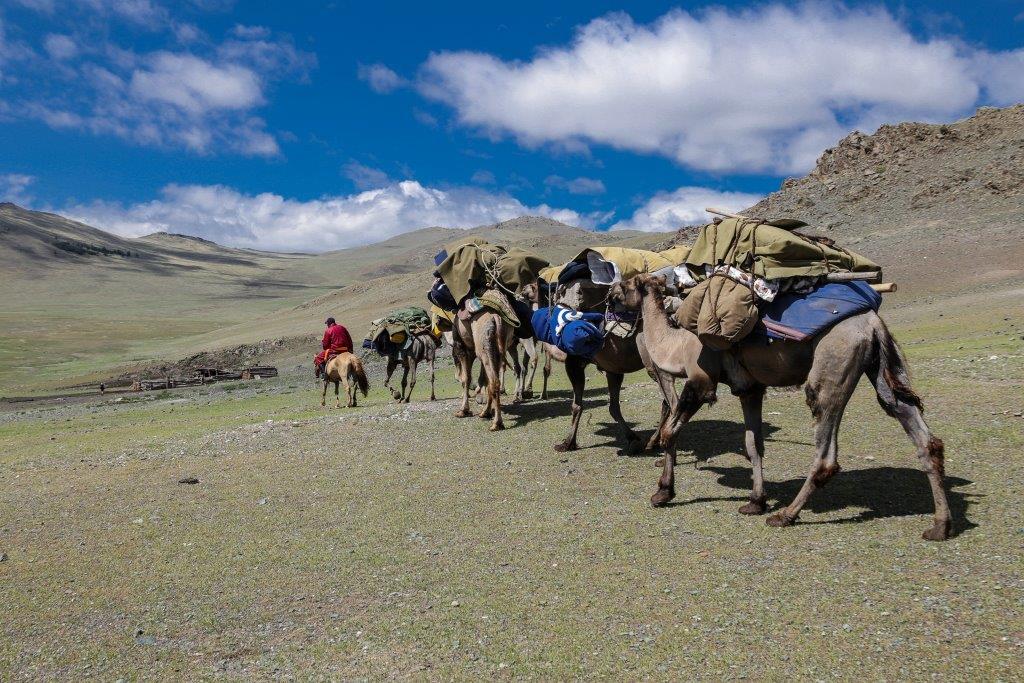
[532,306,605,357]
[761,281,881,342]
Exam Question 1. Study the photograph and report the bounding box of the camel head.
[610,274,668,311]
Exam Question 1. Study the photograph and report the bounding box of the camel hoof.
[922,520,950,542]
[489,422,505,432]
[553,441,577,453]
[738,500,767,516]
[522,390,533,399]
[654,457,665,468]
[766,512,795,528]
[454,409,471,418]
[650,487,675,507]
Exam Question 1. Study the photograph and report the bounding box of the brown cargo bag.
[676,274,759,350]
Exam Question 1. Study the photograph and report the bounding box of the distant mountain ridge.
[0,204,666,391]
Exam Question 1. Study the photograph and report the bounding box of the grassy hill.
[0,207,663,393]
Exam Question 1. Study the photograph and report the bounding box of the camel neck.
[640,286,674,334]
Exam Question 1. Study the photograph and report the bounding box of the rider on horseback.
[314,317,353,379]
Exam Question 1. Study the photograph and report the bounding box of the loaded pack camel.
[609,274,951,541]
[383,332,440,403]
[522,282,676,454]
[451,297,515,431]
[320,352,370,408]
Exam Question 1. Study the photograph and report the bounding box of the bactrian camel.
[321,352,370,408]
[451,297,515,431]
[609,274,951,541]
[383,331,440,403]
[523,282,677,454]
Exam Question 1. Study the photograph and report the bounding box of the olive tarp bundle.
[677,217,881,349]
[436,240,549,304]
[682,217,880,281]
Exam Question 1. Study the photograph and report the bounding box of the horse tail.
[350,356,370,397]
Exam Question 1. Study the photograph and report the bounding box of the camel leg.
[646,368,678,453]
[766,364,859,529]
[510,346,524,404]
[554,355,587,452]
[478,321,504,430]
[405,360,417,403]
[523,342,537,399]
[454,345,473,418]
[476,363,487,405]
[607,372,643,454]
[541,348,551,400]
[867,342,951,540]
[652,380,711,506]
[737,387,768,515]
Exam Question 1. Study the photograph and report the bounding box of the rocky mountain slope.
[686,105,1024,295]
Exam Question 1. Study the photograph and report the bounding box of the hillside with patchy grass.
[0,207,663,393]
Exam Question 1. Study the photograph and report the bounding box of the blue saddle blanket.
[760,281,881,342]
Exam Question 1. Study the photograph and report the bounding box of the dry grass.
[2,303,1022,680]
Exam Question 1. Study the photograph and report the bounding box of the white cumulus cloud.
[420,4,1024,174]
[610,186,762,232]
[0,173,36,204]
[64,181,594,252]
[358,63,407,94]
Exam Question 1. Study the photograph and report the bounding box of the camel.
[522,282,676,454]
[320,352,370,408]
[383,331,440,403]
[451,296,516,431]
[609,274,951,541]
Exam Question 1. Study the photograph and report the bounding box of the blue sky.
[1,0,1022,251]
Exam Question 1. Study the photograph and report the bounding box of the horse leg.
[346,370,356,407]
[334,380,341,409]
[384,357,401,401]
[399,363,410,404]
[406,359,417,403]
[429,356,436,401]
[766,363,859,529]
[321,378,328,407]
[554,355,587,452]
[737,387,768,515]
[606,372,643,454]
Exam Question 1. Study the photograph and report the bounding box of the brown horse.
[610,274,951,541]
[321,352,370,408]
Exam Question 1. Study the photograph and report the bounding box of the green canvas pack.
[683,217,880,281]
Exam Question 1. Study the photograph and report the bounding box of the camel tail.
[350,357,370,397]
[869,315,923,417]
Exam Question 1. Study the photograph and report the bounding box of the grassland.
[2,299,1021,680]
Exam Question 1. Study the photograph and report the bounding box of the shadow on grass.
[679,464,978,538]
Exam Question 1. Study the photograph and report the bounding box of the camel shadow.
[501,387,609,427]
[592,417,782,460]
[676,464,978,538]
